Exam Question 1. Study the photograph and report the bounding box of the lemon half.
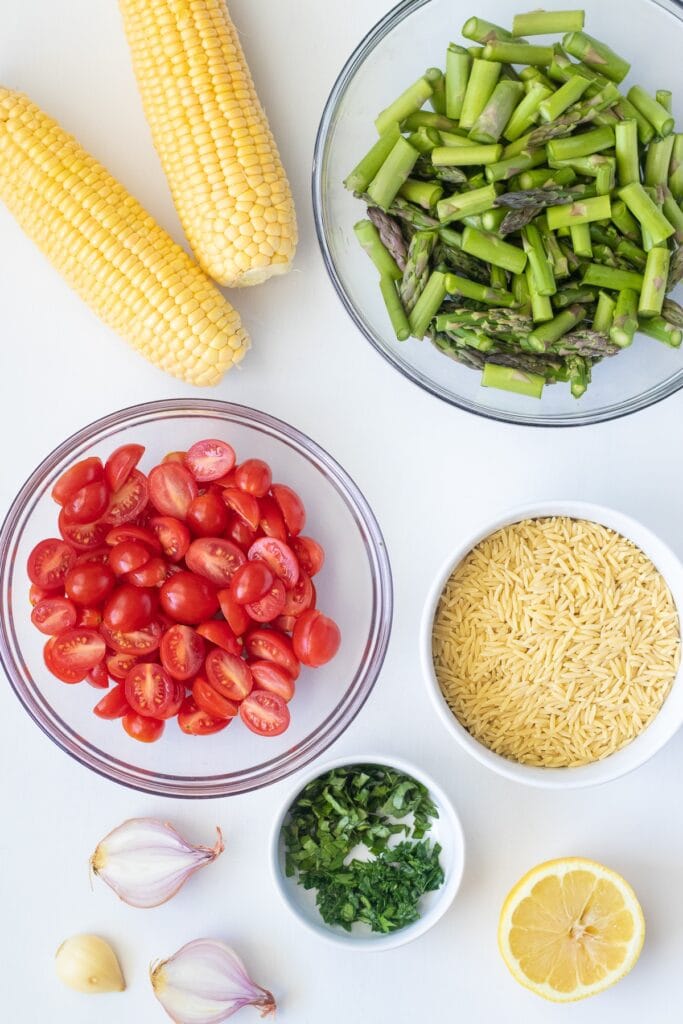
[498,857,645,1002]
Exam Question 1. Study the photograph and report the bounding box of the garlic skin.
[151,939,276,1023]
[91,818,224,909]
[55,934,125,994]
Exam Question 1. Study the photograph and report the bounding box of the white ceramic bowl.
[269,753,465,950]
[421,501,683,789]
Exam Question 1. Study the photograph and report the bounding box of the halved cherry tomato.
[250,660,296,702]
[149,463,198,519]
[192,675,239,719]
[258,496,288,542]
[105,444,144,492]
[87,662,110,689]
[163,451,187,464]
[106,652,138,680]
[282,572,314,616]
[271,484,306,537]
[196,619,242,655]
[63,480,110,524]
[160,572,219,623]
[225,514,258,552]
[105,525,161,553]
[160,624,205,681]
[246,578,286,623]
[27,538,76,590]
[185,439,236,482]
[205,648,253,701]
[123,711,165,742]
[273,614,297,633]
[245,628,300,680]
[217,588,250,636]
[65,563,115,606]
[76,607,102,628]
[44,637,87,683]
[231,562,274,605]
[52,457,103,506]
[47,628,106,680]
[108,541,150,576]
[221,488,260,530]
[94,683,130,719]
[150,516,191,562]
[239,690,290,736]
[125,662,184,719]
[125,557,167,588]
[293,610,341,667]
[100,620,163,655]
[58,511,109,551]
[75,546,111,566]
[177,697,230,736]
[105,470,149,526]
[292,536,325,577]
[212,468,237,488]
[103,584,157,631]
[235,459,272,497]
[248,537,299,589]
[187,491,229,537]
[31,596,77,635]
[29,583,50,606]
[185,537,246,586]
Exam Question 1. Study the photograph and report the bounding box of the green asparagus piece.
[512,10,585,35]
[459,60,502,130]
[615,98,655,146]
[663,298,683,328]
[539,76,591,123]
[513,270,531,311]
[566,354,590,397]
[407,127,442,154]
[656,90,673,114]
[448,327,497,351]
[662,190,683,244]
[481,42,554,66]
[428,69,447,116]
[444,273,516,306]
[638,316,682,348]
[570,223,593,258]
[435,306,532,336]
[618,183,675,247]
[539,224,570,277]
[547,126,615,163]
[614,120,639,188]
[495,187,576,211]
[644,136,676,189]
[470,81,525,144]
[615,238,647,271]
[432,144,502,165]
[408,269,449,338]
[399,230,437,313]
[500,206,544,234]
[639,247,671,317]
[525,263,554,321]
[552,330,619,357]
[523,222,556,296]
[354,220,403,280]
[562,31,630,83]
[669,136,683,201]
[520,66,555,90]
[402,111,461,132]
[381,196,439,231]
[379,276,411,341]
[481,362,545,397]
[375,71,439,135]
[528,303,586,350]
[553,286,598,308]
[595,160,615,196]
[609,289,639,348]
[503,82,553,141]
[581,263,645,292]
[610,200,641,243]
[592,290,616,333]
[481,207,508,232]
[367,137,420,210]
[462,17,515,43]
[398,178,443,209]
[546,195,612,230]
[515,167,577,189]
[436,184,498,224]
[627,86,675,138]
[460,224,527,274]
[367,207,408,270]
[344,124,401,193]
[485,150,547,182]
[446,45,472,120]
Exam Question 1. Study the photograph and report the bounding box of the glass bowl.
[313,0,683,426]
[0,400,393,798]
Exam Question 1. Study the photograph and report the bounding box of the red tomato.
[235,459,272,497]
[87,662,110,689]
[271,484,306,536]
[29,583,50,606]
[212,468,237,488]
[27,538,76,590]
[64,563,115,606]
[63,480,110,525]
[221,488,260,530]
[248,537,299,589]
[185,439,236,482]
[187,491,229,537]
[239,690,290,736]
[150,516,191,562]
[46,628,106,681]
[52,458,103,506]
[105,525,161,553]
[108,541,150,576]
[76,607,103,628]
[58,511,109,551]
[106,652,138,680]
[250,660,296,702]
[160,572,219,623]
[273,614,297,633]
[205,648,253,701]
[163,451,187,464]
[103,584,157,631]
[123,711,165,742]
[93,683,130,719]
[160,624,206,681]
[105,444,144,492]
[177,698,230,735]
[231,562,274,604]
[292,536,325,577]
[196,619,242,655]
[293,610,341,667]
[75,546,111,565]
[31,596,77,635]
[282,572,314,617]
[245,628,300,680]
[185,537,246,586]
[246,578,286,623]
[105,470,149,526]
[192,675,239,719]
[125,662,184,719]
[149,463,198,519]
[100,620,163,656]
[217,588,250,636]
[258,496,288,542]
[125,557,167,588]
[225,514,258,552]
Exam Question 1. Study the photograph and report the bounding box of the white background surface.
[1,1,682,1021]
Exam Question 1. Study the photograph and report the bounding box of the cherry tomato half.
[150,516,191,562]
[105,525,161,553]
[187,491,230,537]
[87,662,110,689]
[63,480,110,525]
[93,683,130,719]
[205,648,253,701]
[196,619,242,655]
[105,470,149,527]
[282,572,314,617]
[250,660,296,702]
[105,443,144,492]
[185,537,246,587]
[76,607,103,628]
[217,588,251,637]
[106,652,139,680]
[160,572,219,624]
[31,596,77,635]
[160,624,206,681]
[103,584,157,631]
[246,578,286,623]
[58,511,109,551]
[225,514,258,552]
[292,610,341,667]
[108,541,151,576]
[292,536,325,577]
[245,628,300,680]
[258,496,288,542]
[231,562,274,605]
[221,488,260,531]
[125,663,184,719]
[239,690,290,736]
[45,628,106,681]
[149,463,198,519]
[27,538,76,590]
[248,537,299,589]
[64,563,115,607]
[100,620,163,656]
[177,698,230,736]
[52,458,103,506]
[185,439,236,482]
[235,459,272,498]
[29,583,50,606]
[122,711,165,742]
[191,676,239,719]
[125,557,167,588]
[271,484,306,537]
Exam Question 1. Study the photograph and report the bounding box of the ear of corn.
[0,87,250,386]
[120,0,298,288]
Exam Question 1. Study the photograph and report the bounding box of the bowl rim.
[312,0,683,428]
[269,751,465,951]
[0,399,394,798]
[420,500,683,789]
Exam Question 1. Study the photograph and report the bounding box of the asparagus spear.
[367,137,420,210]
[512,10,585,36]
[638,316,682,348]
[379,276,411,341]
[639,248,671,318]
[469,81,525,144]
[367,207,408,271]
[446,45,472,120]
[662,298,683,329]
[354,220,403,279]
[375,71,440,135]
[610,289,639,348]
[400,231,437,313]
[562,31,630,83]
[592,291,616,333]
[459,60,502,130]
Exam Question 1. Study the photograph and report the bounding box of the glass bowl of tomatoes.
[0,399,392,797]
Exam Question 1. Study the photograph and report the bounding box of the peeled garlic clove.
[55,934,125,994]
[91,817,224,908]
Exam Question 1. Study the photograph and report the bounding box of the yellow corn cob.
[119,0,298,287]
[0,87,250,386]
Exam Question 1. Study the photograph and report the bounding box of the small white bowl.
[421,501,683,790]
[269,753,465,950]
